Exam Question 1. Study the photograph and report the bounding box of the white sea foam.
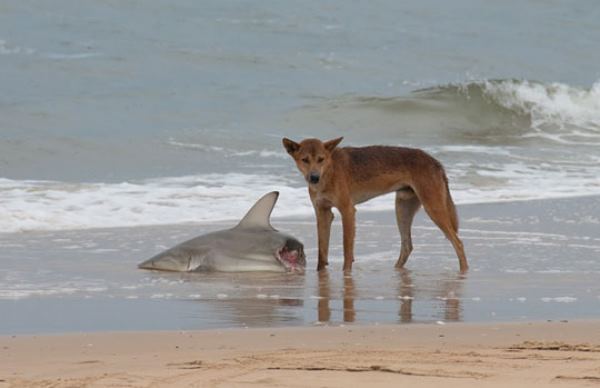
[2,115,600,233]
[0,39,35,55]
[541,297,577,303]
[45,52,102,60]
[0,288,78,300]
[1,163,600,233]
[504,269,529,274]
[0,174,312,233]
[482,79,600,143]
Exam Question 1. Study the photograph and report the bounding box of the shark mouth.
[276,239,306,273]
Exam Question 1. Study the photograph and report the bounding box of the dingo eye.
[301,157,309,164]
[317,156,324,163]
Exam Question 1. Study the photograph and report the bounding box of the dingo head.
[282,137,343,186]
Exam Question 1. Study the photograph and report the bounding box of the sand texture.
[2,321,600,387]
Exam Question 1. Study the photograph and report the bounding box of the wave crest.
[415,79,600,144]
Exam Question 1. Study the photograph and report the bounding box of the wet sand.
[2,320,600,387]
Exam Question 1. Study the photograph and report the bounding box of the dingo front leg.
[315,205,334,271]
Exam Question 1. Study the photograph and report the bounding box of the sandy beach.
[2,2,600,387]
[2,320,600,387]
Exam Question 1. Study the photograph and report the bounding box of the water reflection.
[316,269,465,324]
[206,297,304,327]
[397,269,414,323]
[343,273,356,322]
[317,271,357,323]
[181,272,307,327]
[396,269,465,322]
[174,267,466,328]
[317,271,331,322]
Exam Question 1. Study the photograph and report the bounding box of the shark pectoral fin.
[234,191,279,230]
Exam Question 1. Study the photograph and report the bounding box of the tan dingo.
[283,137,468,272]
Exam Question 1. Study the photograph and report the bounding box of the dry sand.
[2,320,600,387]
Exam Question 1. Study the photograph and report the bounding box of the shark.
[138,191,306,273]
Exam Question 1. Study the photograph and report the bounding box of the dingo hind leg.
[394,189,421,268]
[413,176,468,272]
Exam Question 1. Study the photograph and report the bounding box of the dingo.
[282,137,468,272]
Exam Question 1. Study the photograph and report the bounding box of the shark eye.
[317,156,325,163]
[301,157,309,164]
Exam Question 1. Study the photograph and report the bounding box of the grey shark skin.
[138,192,306,273]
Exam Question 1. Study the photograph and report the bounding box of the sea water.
[1,1,600,333]
[1,0,599,232]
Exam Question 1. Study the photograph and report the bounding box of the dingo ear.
[324,137,343,152]
[282,138,300,155]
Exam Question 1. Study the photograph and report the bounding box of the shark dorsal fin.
[235,191,279,230]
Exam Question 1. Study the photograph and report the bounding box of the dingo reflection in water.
[316,269,465,324]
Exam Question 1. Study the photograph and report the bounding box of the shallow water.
[1,196,598,334]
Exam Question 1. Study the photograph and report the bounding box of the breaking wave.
[337,79,600,145]
[2,79,599,233]
[0,175,312,233]
[2,161,600,233]
[415,79,600,144]
[422,80,600,144]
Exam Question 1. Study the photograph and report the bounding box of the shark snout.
[138,254,191,272]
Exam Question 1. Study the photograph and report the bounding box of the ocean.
[1,0,599,232]
[1,1,600,332]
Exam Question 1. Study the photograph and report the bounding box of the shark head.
[276,237,306,272]
[234,191,306,273]
[138,191,306,273]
